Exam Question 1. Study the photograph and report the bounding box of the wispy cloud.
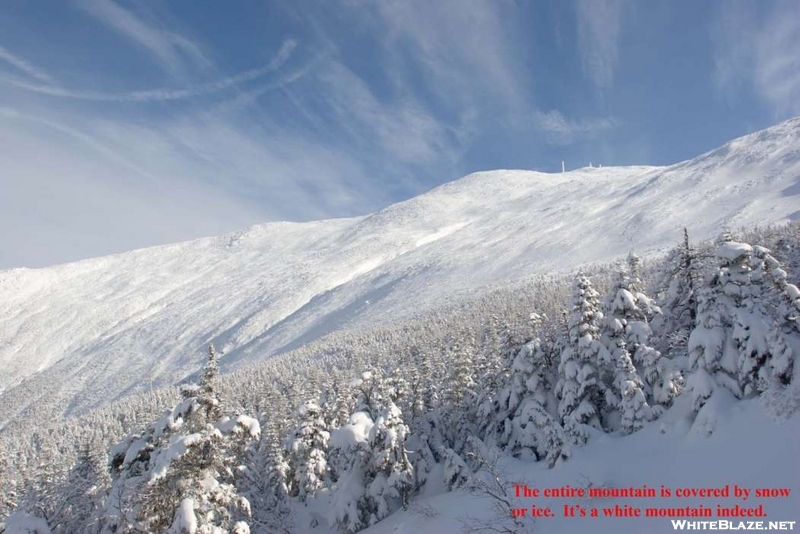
[372,0,527,110]
[574,0,626,90]
[0,108,158,182]
[534,109,617,146]
[275,1,532,172]
[2,39,298,102]
[219,58,324,114]
[0,110,262,268]
[157,112,386,217]
[712,0,800,116]
[76,0,211,75]
[268,38,298,70]
[0,46,54,83]
[0,100,390,268]
[751,3,800,116]
[711,1,755,98]
[312,61,456,164]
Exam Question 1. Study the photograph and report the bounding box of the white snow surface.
[330,412,374,450]
[2,118,800,419]
[351,394,800,534]
[717,242,754,262]
[0,512,53,534]
[170,498,197,534]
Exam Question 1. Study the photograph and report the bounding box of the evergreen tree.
[103,347,258,533]
[721,242,776,394]
[752,245,798,384]
[366,402,414,513]
[285,401,330,502]
[352,371,384,421]
[441,448,470,490]
[410,405,447,491]
[557,273,610,443]
[687,242,746,408]
[599,266,644,422]
[627,257,682,410]
[328,411,374,533]
[510,398,570,467]
[493,314,569,463]
[602,255,676,422]
[198,343,222,423]
[443,338,476,453]
[475,335,522,449]
[705,240,796,396]
[141,416,259,534]
[472,317,507,444]
[328,377,415,533]
[58,438,109,533]
[654,229,699,359]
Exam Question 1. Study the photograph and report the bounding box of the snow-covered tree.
[448,339,476,409]
[285,400,330,502]
[251,421,291,520]
[687,242,747,408]
[752,245,798,384]
[198,343,222,425]
[698,240,796,397]
[510,399,569,467]
[654,229,699,359]
[140,415,259,533]
[472,318,508,444]
[366,402,414,514]
[443,337,477,453]
[615,255,666,377]
[557,273,610,442]
[57,438,109,533]
[328,372,417,534]
[441,448,470,490]
[380,370,411,419]
[414,346,439,418]
[352,371,384,422]
[328,412,374,533]
[602,255,676,423]
[103,347,259,534]
[475,339,524,449]
[474,316,503,393]
[600,266,645,425]
[719,242,777,394]
[484,313,569,464]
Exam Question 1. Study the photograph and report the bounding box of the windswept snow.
[2,118,800,420]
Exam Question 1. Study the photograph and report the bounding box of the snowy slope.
[2,117,800,418]
[356,394,800,534]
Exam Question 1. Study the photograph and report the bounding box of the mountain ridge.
[1,117,800,420]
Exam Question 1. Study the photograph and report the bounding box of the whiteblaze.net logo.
[672,521,796,530]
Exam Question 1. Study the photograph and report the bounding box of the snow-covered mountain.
[2,117,800,419]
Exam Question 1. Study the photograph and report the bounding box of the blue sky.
[1,0,799,269]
